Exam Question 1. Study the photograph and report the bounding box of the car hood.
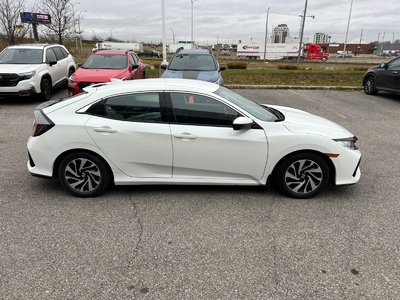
[72,68,127,82]
[268,105,354,139]
[161,69,219,83]
[0,64,41,73]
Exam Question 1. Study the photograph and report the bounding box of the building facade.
[272,24,291,43]
[314,33,330,44]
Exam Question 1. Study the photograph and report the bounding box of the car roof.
[177,49,212,55]
[94,50,131,55]
[7,44,51,49]
[86,78,220,95]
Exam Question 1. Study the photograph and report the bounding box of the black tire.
[275,153,329,199]
[321,57,327,62]
[40,77,52,101]
[68,68,75,77]
[58,152,111,197]
[142,71,146,79]
[364,76,377,95]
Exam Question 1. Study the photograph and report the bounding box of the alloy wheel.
[64,158,101,193]
[284,159,323,194]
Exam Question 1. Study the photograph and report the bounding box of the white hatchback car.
[0,44,76,100]
[27,79,361,198]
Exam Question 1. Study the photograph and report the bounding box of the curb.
[225,85,363,91]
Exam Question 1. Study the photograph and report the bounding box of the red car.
[68,50,145,95]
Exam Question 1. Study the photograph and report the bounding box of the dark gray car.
[363,57,400,95]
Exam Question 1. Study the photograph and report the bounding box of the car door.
[385,57,400,90]
[52,47,69,79]
[167,92,268,182]
[84,92,173,178]
[45,48,64,85]
[129,53,142,79]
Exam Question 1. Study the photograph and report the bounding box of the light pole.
[191,0,197,49]
[343,0,353,55]
[77,10,86,54]
[161,0,167,64]
[170,27,175,44]
[297,0,308,63]
[263,6,271,62]
[380,31,385,55]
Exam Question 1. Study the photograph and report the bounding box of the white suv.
[0,44,76,100]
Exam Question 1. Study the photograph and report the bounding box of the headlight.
[334,137,358,150]
[18,71,36,79]
[68,75,75,83]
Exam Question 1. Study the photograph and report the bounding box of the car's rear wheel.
[40,78,52,101]
[58,152,111,197]
[364,76,377,95]
[321,57,327,62]
[142,71,146,79]
[275,153,329,199]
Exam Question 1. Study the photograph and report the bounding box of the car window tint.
[130,54,137,65]
[99,93,162,123]
[170,92,240,126]
[52,47,64,61]
[168,54,217,71]
[60,47,69,58]
[82,54,127,69]
[46,48,57,63]
[388,58,400,69]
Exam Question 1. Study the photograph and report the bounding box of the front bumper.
[331,149,362,186]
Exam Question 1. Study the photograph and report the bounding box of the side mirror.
[49,60,57,66]
[131,64,139,70]
[219,66,226,71]
[380,63,388,69]
[160,64,167,70]
[233,117,253,131]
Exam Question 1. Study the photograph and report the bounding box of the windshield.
[215,87,278,122]
[168,53,217,71]
[82,54,127,69]
[0,48,43,64]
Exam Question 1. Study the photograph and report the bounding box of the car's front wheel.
[275,153,329,199]
[40,78,52,101]
[364,76,377,95]
[58,152,111,197]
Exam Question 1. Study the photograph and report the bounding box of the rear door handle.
[173,132,198,140]
[93,126,118,133]
[393,71,399,74]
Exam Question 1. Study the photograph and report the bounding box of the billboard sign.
[20,12,51,24]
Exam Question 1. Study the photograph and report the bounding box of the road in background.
[0,89,399,299]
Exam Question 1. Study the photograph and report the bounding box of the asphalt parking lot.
[0,88,399,299]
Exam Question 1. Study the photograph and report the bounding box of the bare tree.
[40,0,75,44]
[0,0,29,45]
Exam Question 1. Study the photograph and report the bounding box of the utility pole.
[161,0,167,64]
[297,0,308,63]
[263,6,271,62]
[191,0,197,49]
[343,0,354,55]
[170,27,175,44]
[380,31,385,55]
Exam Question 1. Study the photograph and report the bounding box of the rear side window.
[52,47,64,61]
[60,47,69,58]
[87,93,162,123]
[46,48,57,63]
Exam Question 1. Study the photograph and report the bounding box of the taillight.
[32,110,54,137]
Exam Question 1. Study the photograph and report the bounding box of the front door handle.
[173,132,198,140]
[393,71,399,75]
[93,126,118,133]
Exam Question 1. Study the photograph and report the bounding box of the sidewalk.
[226,84,363,90]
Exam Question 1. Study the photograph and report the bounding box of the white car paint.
[27,79,361,197]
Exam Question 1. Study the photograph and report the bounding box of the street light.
[161,0,167,64]
[191,0,197,49]
[77,10,86,54]
[170,27,175,44]
[263,6,271,62]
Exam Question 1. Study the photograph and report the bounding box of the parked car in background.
[68,50,145,95]
[161,49,225,85]
[337,51,353,58]
[142,49,162,58]
[27,79,361,198]
[363,56,400,95]
[0,44,76,100]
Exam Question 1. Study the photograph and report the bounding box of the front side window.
[82,54,127,69]
[170,92,240,126]
[388,57,400,69]
[215,87,278,122]
[168,54,217,71]
[88,93,162,123]
[0,48,43,64]
[52,47,64,61]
